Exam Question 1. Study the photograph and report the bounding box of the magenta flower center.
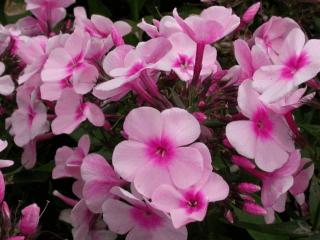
[126,62,144,77]
[75,103,86,120]
[146,137,175,166]
[28,106,36,125]
[130,206,163,230]
[181,190,205,214]
[67,53,85,72]
[252,108,273,139]
[281,52,309,79]
[173,54,194,71]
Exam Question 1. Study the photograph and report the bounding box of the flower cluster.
[0,0,318,239]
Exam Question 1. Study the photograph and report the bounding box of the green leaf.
[87,0,111,17]
[127,0,147,20]
[309,177,320,230]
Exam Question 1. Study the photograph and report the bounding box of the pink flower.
[8,89,49,147]
[156,32,217,82]
[94,38,171,101]
[152,171,229,228]
[253,16,299,62]
[253,28,320,103]
[112,107,204,197]
[137,17,182,39]
[0,62,14,95]
[25,0,75,28]
[74,7,131,59]
[41,31,99,95]
[102,187,187,240]
[21,140,37,169]
[81,153,125,213]
[52,134,90,180]
[18,203,40,236]
[51,89,105,135]
[70,200,117,240]
[225,39,270,85]
[173,6,240,44]
[226,80,294,172]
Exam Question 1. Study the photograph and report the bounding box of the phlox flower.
[51,89,105,135]
[25,0,75,29]
[81,153,125,213]
[156,32,217,82]
[41,31,99,95]
[0,62,14,96]
[152,143,228,228]
[253,28,320,103]
[69,200,117,240]
[253,16,299,62]
[94,38,171,101]
[74,7,131,59]
[137,16,182,39]
[102,187,187,240]
[226,80,294,172]
[7,88,49,147]
[113,107,205,198]
[225,39,270,86]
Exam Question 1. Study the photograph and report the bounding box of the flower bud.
[53,190,78,207]
[193,112,207,124]
[242,2,261,24]
[232,155,256,169]
[238,182,261,193]
[225,210,234,224]
[18,203,40,236]
[243,202,267,216]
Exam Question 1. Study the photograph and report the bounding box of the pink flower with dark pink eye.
[0,62,14,96]
[80,153,125,213]
[253,28,320,103]
[112,107,204,198]
[25,0,75,28]
[8,88,49,147]
[226,80,294,172]
[94,38,171,101]
[152,172,229,228]
[253,16,299,62]
[156,32,217,82]
[51,89,105,135]
[102,187,187,240]
[41,31,99,95]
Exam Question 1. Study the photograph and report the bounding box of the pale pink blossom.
[156,32,217,82]
[102,187,187,240]
[70,200,117,240]
[8,89,49,147]
[25,0,75,29]
[0,62,14,95]
[51,89,105,135]
[226,80,294,172]
[152,171,229,228]
[253,16,299,61]
[113,107,204,197]
[81,153,125,213]
[94,38,171,101]
[41,31,99,95]
[253,28,320,103]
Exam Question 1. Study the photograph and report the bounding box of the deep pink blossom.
[102,187,187,240]
[18,203,40,236]
[226,80,294,172]
[51,89,105,135]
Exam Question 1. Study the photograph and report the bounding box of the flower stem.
[191,43,205,87]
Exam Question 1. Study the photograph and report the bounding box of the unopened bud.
[238,182,261,194]
[232,155,256,169]
[242,2,261,24]
[243,202,267,216]
[225,210,234,224]
[193,112,207,124]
